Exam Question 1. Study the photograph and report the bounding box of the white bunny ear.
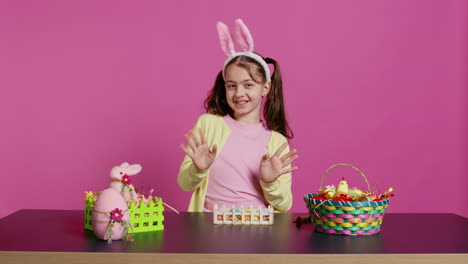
[120,162,130,168]
[217,21,235,56]
[235,18,254,52]
[126,164,142,176]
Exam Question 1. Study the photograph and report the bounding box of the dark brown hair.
[204,55,293,139]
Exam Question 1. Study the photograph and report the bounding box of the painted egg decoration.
[92,188,130,241]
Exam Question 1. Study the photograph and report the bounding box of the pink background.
[1,0,467,219]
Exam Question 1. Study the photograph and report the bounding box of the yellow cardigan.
[177,113,293,212]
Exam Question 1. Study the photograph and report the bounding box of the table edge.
[1,251,468,264]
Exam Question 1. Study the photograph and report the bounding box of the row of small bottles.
[212,204,274,225]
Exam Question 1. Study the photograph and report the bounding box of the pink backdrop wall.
[1,0,467,218]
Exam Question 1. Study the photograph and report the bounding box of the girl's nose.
[234,87,246,96]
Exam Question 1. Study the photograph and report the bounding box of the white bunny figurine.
[109,162,142,203]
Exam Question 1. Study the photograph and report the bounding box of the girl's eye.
[226,85,236,89]
[245,83,254,88]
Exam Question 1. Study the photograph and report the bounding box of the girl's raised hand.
[259,142,298,183]
[180,128,218,172]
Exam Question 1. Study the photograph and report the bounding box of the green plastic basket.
[85,197,165,233]
[304,163,391,236]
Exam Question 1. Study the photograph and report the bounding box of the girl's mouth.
[234,100,249,106]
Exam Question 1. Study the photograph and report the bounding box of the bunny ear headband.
[217,19,271,82]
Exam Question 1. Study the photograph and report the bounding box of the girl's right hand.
[180,128,218,172]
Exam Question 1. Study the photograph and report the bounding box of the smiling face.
[224,63,270,124]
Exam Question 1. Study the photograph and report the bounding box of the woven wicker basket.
[304,163,391,235]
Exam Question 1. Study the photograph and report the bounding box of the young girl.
[178,19,298,212]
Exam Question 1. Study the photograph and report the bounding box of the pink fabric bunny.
[109,162,142,203]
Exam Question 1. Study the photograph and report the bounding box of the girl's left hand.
[259,142,298,183]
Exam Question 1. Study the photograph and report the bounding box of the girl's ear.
[234,18,254,53]
[263,82,271,96]
[217,21,235,56]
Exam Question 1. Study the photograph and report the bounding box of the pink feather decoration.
[216,21,235,56]
[235,18,254,52]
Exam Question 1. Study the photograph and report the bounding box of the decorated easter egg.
[321,185,336,199]
[332,193,353,202]
[92,188,130,241]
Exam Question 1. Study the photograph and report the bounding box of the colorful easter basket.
[304,163,391,236]
[85,196,165,233]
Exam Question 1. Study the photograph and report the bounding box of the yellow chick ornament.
[336,177,349,194]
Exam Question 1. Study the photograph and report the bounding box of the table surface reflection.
[0,210,467,254]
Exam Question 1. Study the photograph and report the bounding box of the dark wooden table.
[1,210,467,263]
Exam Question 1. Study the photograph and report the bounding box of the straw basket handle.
[319,163,371,192]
